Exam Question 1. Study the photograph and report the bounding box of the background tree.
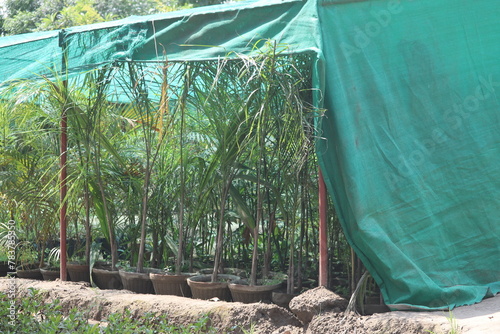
[93,0,161,19]
[5,0,40,15]
[0,0,228,36]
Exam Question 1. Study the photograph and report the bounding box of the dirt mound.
[307,311,447,334]
[5,278,301,333]
[289,286,347,324]
[2,278,499,333]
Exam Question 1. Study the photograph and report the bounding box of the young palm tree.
[189,58,257,282]
[235,43,319,287]
[0,74,68,268]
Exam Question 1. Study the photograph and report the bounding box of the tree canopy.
[0,0,227,36]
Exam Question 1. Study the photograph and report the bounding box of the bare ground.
[1,278,498,333]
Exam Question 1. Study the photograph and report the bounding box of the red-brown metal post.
[59,30,68,281]
[318,168,328,287]
[60,103,68,281]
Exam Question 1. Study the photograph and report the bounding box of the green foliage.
[0,72,71,268]
[5,0,39,15]
[93,0,163,19]
[240,322,257,334]
[46,247,61,268]
[2,0,67,34]
[2,11,39,34]
[38,1,105,31]
[0,39,349,294]
[0,288,98,333]
[16,242,39,268]
[0,0,226,35]
[345,271,370,315]
[104,310,218,333]
[0,288,223,333]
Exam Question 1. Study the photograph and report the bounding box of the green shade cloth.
[316,0,500,310]
[0,0,498,310]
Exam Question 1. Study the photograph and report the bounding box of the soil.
[1,278,499,333]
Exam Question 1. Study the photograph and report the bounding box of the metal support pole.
[60,107,67,281]
[59,30,68,281]
[319,168,328,287]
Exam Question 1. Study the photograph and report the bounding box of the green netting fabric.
[0,0,321,80]
[0,31,61,82]
[316,0,500,310]
[0,0,499,310]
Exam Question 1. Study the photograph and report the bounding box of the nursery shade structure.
[1,0,499,310]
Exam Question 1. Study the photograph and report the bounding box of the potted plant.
[186,58,257,301]
[15,242,42,280]
[228,171,283,303]
[67,259,91,283]
[67,67,123,286]
[150,269,194,297]
[114,61,170,293]
[149,75,208,297]
[119,265,162,294]
[228,167,284,303]
[92,260,123,290]
[0,222,14,277]
[65,239,91,283]
[228,45,309,303]
[229,276,284,304]
[89,169,122,287]
[40,247,61,281]
[187,273,241,301]
[0,254,8,277]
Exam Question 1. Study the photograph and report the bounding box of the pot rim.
[228,279,282,292]
[187,274,240,288]
[149,272,196,278]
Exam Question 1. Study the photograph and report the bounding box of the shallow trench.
[3,278,496,333]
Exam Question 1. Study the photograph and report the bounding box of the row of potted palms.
[0,41,335,302]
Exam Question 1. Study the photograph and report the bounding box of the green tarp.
[0,0,499,310]
[316,0,500,310]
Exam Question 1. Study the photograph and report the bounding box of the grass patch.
[426,311,461,334]
[0,288,223,333]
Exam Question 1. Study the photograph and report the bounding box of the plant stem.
[212,182,231,282]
